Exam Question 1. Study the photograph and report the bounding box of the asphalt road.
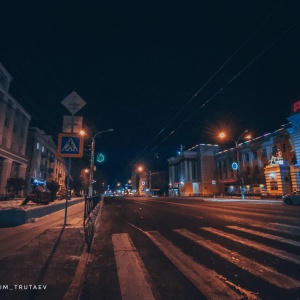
[81,196,300,300]
[1,197,300,299]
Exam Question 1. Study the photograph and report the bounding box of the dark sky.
[1,1,300,184]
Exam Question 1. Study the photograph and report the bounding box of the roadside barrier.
[83,195,101,252]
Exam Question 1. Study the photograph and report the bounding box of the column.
[0,158,12,193]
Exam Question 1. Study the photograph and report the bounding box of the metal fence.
[84,194,101,252]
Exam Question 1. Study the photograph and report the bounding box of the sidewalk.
[0,197,84,227]
[176,195,283,204]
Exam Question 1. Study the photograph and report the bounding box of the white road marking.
[112,233,155,300]
[145,231,242,300]
[227,225,300,247]
[269,223,300,235]
[202,227,300,265]
[175,229,300,290]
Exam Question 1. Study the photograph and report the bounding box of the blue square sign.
[57,133,84,157]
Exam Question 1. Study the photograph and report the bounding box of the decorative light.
[96,153,105,163]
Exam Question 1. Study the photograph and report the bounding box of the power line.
[141,2,282,154]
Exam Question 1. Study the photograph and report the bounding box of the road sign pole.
[64,113,74,226]
[60,92,86,227]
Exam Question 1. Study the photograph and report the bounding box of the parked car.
[282,190,300,205]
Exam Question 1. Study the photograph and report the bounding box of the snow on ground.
[0,198,66,210]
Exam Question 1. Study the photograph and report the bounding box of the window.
[0,70,7,88]
[283,143,286,153]
[262,149,267,157]
[272,146,277,155]
[245,153,250,162]
[254,166,259,174]
[223,160,227,178]
[13,124,16,132]
[36,142,40,150]
[253,151,257,159]
[4,117,9,127]
[20,130,23,137]
[246,167,250,175]
[42,146,45,152]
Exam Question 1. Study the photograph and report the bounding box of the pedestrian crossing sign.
[57,133,84,157]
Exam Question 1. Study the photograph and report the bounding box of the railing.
[84,194,101,252]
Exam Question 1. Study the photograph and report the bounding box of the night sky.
[1,1,300,185]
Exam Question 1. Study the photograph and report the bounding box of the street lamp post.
[219,130,251,200]
[88,129,113,197]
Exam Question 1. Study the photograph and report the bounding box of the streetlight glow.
[219,132,226,139]
[218,129,251,200]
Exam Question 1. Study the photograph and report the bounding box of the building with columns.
[0,63,31,195]
[168,144,218,196]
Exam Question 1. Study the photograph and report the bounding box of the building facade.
[215,124,294,195]
[0,63,31,194]
[168,144,219,196]
[168,101,300,197]
[25,127,67,192]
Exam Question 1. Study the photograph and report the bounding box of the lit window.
[36,142,40,150]
[42,146,45,152]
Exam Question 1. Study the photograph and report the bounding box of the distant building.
[215,124,294,195]
[168,144,219,196]
[131,169,168,196]
[0,63,31,194]
[25,127,67,192]
[167,102,300,197]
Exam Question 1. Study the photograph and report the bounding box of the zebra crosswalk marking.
[269,223,300,236]
[112,233,155,300]
[227,225,300,247]
[202,227,300,265]
[175,229,300,289]
[145,231,243,300]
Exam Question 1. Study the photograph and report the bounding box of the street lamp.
[219,130,251,199]
[88,129,113,197]
[136,165,145,196]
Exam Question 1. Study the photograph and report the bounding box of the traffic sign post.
[60,92,86,226]
[212,180,216,198]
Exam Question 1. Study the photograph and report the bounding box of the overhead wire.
[150,16,300,151]
[141,2,282,154]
